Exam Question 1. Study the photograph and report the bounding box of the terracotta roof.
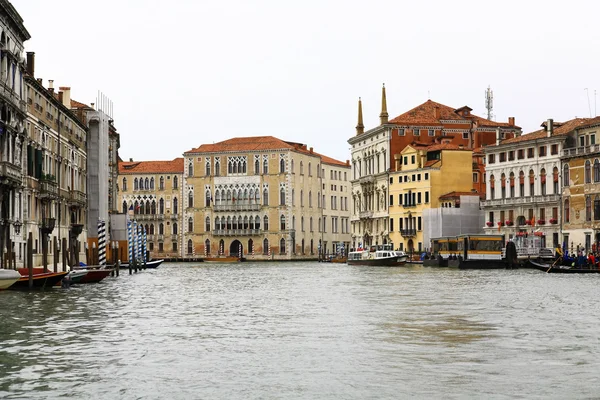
[119,158,184,174]
[424,159,440,168]
[496,118,591,146]
[426,143,469,152]
[388,99,516,128]
[439,191,484,200]
[70,99,93,110]
[186,136,348,167]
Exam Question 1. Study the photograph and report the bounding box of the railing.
[359,210,373,219]
[135,214,157,221]
[400,229,417,237]
[402,203,417,208]
[0,161,22,186]
[39,179,58,199]
[69,189,87,206]
[212,229,262,236]
[482,194,560,207]
[563,144,600,157]
[213,203,261,212]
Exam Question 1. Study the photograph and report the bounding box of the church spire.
[379,83,388,125]
[356,97,364,135]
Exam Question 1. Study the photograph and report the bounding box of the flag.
[232,196,236,203]
[530,215,535,226]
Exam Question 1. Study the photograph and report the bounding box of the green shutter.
[35,149,42,179]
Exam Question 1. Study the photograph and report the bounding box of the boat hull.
[118,259,164,269]
[347,256,407,267]
[12,269,68,289]
[448,259,508,269]
[526,260,600,273]
[203,257,240,263]
[0,270,21,290]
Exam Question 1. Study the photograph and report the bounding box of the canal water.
[1,262,599,399]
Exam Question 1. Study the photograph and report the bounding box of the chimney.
[508,117,515,126]
[129,158,133,162]
[26,52,35,76]
[379,84,388,125]
[59,86,71,108]
[434,106,440,120]
[91,102,95,109]
[547,118,553,138]
[495,127,501,145]
[58,91,63,103]
[36,78,42,85]
[48,80,54,89]
[309,147,313,153]
[345,160,350,166]
[394,154,401,171]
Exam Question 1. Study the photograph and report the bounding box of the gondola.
[526,259,600,274]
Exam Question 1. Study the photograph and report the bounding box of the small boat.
[429,234,509,269]
[11,268,68,289]
[331,257,347,264]
[55,269,89,286]
[203,256,240,263]
[526,260,600,274]
[347,245,408,266]
[117,259,164,269]
[0,269,21,290]
[71,265,113,283]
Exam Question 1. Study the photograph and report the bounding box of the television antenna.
[485,86,494,120]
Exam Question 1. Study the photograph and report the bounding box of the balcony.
[402,203,417,208]
[41,217,56,234]
[212,229,262,236]
[563,144,600,158]
[0,161,22,187]
[69,189,87,207]
[39,178,58,199]
[134,214,157,221]
[359,210,373,219]
[400,229,417,237]
[482,194,560,208]
[359,175,375,185]
[213,203,261,212]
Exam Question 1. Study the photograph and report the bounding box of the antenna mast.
[485,86,494,120]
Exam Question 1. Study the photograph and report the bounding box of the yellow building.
[389,143,474,252]
[118,158,184,259]
[183,136,350,260]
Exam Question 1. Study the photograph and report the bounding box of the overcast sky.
[12,0,600,163]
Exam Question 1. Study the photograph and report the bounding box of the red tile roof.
[185,136,349,167]
[119,158,184,174]
[439,191,484,200]
[388,99,516,128]
[495,118,592,146]
[426,143,469,152]
[70,99,93,110]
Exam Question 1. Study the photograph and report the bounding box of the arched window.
[159,198,164,214]
[188,239,193,255]
[248,239,253,254]
[263,238,269,255]
[540,168,547,196]
[309,191,312,207]
[489,174,495,200]
[501,173,506,199]
[301,216,304,231]
[280,186,285,205]
[310,239,314,254]
[280,158,285,173]
[586,195,592,221]
[263,188,268,206]
[263,157,268,174]
[585,160,591,183]
[151,200,156,214]
[300,190,304,207]
[595,195,600,221]
[215,160,220,176]
[292,215,295,230]
[255,216,260,230]
[264,215,269,230]
[134,200,139,214]
[291,159,294,173]
[255,158,260,175]
[122,201,127,213]
[529,169,535,196]
[280,215,286,230]
[173,176,178,189]
[226,216,232,230]
[139,201,145,214]
[242,159,247,173]
[310,217,313,232]
[159,223,164,235]
[300,161,303,175]
[553,167,559,194]
[188,162,193,177]
[144,177,149,190]
[173,222,178,235]
[243,189,248,203]
[595,159,600,183]
[150,224,155,234]
[145,224,149,234]
[122,177,127,191]
[308,162,312,176]
[509,172,515,198]
[150,177,154,190]
[205,216,210,232]
[173,197,178,214]
[243,216,249,229]
[564,199,570,223]
[232,216,237,230]
[563,164,570,187]
[134,178,139,190]
[519,170,525,197]
[206,162,210,176]
[279,238,286,254]
[159,176,164,190]
[189,217,194,232]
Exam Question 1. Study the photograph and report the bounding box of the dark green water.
[1,263,599,399]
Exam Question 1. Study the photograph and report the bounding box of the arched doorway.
[230,239,243,257]
[407,239,414,254]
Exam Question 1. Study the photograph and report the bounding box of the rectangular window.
[424,173,429,180]
[517,149,524,159]
[411,155,415,164]
[551,144,558,155]
[499,152,506,162]
[390,218,394,232]
[399,194,402,205]
[417,217,422,231]
[462,132,469,139]
[539,146,546,157]
[527,148,534,158]
[417,192,422,203]
[398,128,405,136]
[508,151,515,161]
[425,191,429,203]
[413,128,420,136]
[591,134,596,145]
[488,154,495,164]
[403,156,408,165]
[428,129,434,136]
[473,173,478,183]
[389,195,393,206]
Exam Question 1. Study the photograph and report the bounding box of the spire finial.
[379,83,388,125]
[356,97,364,135]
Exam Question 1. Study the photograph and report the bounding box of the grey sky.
[13,0,600,163]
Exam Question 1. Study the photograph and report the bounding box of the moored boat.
[11,268,68,289]
[526,259,600,274]
[117,259,164,269]
[347,245,408,266]
[0,269,21,290]
[428,234,509,269]
[71,265,113,283]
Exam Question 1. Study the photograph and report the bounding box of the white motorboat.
[0,269,22,290]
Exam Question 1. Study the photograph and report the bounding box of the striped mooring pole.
[137,225,142,262]
[132,220,138,263]
[142,226,147,263]
[239,243,242,259]
[127,220,133,264]
[98,219,106,266]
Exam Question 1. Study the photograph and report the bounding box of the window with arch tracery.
[189,217,193,232]
[205,216,210,232]
[188,162,193,177]
[134,178,139,190]
[279,238,286,254]
[122,177,127,191]
[280,215,286,230]
[173,197,178,214]
[173,222,178,235]
[159,176,164,190]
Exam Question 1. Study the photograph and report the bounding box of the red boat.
[72,266,113,283]
[12,268,68,289]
